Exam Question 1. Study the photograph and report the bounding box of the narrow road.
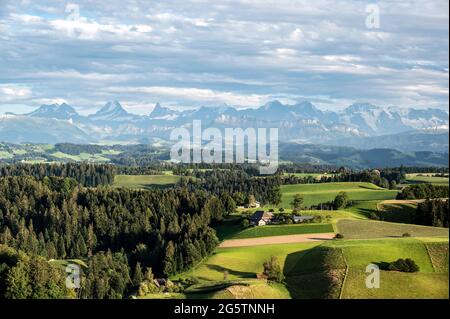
[219,232,336,248]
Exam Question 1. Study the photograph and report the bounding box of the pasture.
[336,219,449,239]
[278,182,398,208]
[113,174,181,189]
[174,242,321,282]
[51,151,110,162]
[405,173,449,185]
[281,173,332,180]
[171,235,449,299]
[226,223,334,240]
[335,238,449,299]
[183,280,291,299]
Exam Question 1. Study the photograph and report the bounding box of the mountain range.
[1,100,448,152]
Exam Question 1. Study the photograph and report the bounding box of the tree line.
[396,184,449,200]
[180,169,282,206]
[0,163,115,187]
[415,199,449,228]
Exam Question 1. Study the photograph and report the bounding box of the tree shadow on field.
[355,208,379,219]
[142,183,175,190]
[205,264,255,278]
[373,261,390,270]
[283,246,346,299]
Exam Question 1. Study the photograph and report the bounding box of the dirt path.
[219,233,336,248]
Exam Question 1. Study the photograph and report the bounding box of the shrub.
[334,233,344,239]
[262,256,284,283]
[402,232,411,237]
[313,216,322,223]
[333,192,349,209]
[137,282,149,296]
[388,258,419,273]
[241,219,250,228]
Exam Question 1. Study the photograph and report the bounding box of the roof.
[250,211,273,221]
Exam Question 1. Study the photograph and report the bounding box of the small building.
[250,211,274,226]
[293,215,315,223]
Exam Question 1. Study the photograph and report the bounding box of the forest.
[0,163,115,187]
[415,199,449,228]
[0,175,231,298]
[396,184,450,200]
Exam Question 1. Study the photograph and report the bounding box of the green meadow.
[336,238,449,299]
[225,223,334,240]
[113,174,181,189]
[405,173,449,185]
[51,151,110,162]
[174,242,321,283]
[336,219,449,239]
[278,182,398,208]
[171,236,448,299]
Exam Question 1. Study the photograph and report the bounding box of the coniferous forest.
[0,171,230,298]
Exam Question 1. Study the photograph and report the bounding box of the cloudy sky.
[0,0,448,115]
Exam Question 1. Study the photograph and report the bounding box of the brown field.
[219,233,336,248]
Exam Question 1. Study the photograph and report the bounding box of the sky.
[0,0,448,115]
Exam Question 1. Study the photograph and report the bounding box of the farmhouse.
[250,211,274,226]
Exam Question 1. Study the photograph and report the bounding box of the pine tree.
[133,262,144,287]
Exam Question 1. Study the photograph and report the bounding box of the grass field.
[278,182,398,208]
[226,223,334,240]
[49,258,88,270]
[182,280,291,299]
[113,174,181,189]
[336,219,449,239]
[405,173,449,185]
[375,201,418,224]
[215,214,345,241]
[175,242,321,283]
[210,281,290,299]
[335,238,449,299]
[172,234,449,299]
[51,151,110,162]
[282,173,333,180]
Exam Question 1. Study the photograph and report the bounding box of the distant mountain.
[149,103,179,120]
[0,115,92,144]
[88,101,139,122]
[1,100,448,151]
[26,103,80,120]
[338,103,411,135]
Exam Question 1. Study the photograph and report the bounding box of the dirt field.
[219,233,336,248]
[379,199,426,205]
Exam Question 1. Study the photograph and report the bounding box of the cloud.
[0,0,447,113]
[0,84,32,102]
[107,86,272,107]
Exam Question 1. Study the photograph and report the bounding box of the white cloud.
[108,86,271,107]
[0,85,32,101]
[0,0,447,111]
